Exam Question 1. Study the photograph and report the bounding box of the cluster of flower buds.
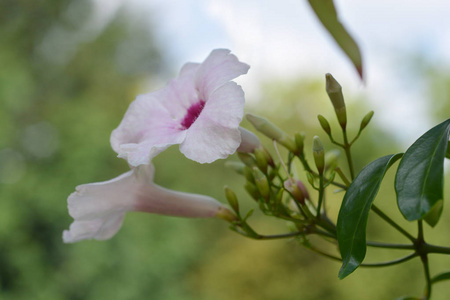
[222,112,344,239]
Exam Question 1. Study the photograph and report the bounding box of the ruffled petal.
[63,169,139,243]
[195,49,250,100]
[200,81,245,127]
[180,118,241,163]
[111,94,187,166]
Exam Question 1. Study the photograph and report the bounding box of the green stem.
[316,176,325,220]
[423,244,450,255]
[371,204,416,242]
[312,228,416,251]
[306,246,417,268]
[366,241,416,250]
[361,253,417,268]
[342,129,355,180]
[335,167,351,187]
[296,154,347,190]
[418,220,424,241]
[245,231,304,240]
[421,254,432,300]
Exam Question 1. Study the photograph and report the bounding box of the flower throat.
[181,100,205,129]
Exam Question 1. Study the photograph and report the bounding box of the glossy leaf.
[307,0,363,79]
[337,154,402,279]
[431,271,450,284]
[395,119,450,226]
[446,140,450,159]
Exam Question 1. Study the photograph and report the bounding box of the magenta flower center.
[181,100,205,129]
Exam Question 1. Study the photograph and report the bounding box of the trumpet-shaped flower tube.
[63,164,227,243]
[111,49,250,166]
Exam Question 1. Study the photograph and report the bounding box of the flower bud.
[284,179,309,204]
[237,127,261,153]
[313,136,325,175]
[254,147,268,173]
[252,167,270,200]
[243,166,255,183]
[295,132,306,155]
[360,111,374,131]
[246,113,296,152]
[244,182,260,200]
[238,152,256,167]
[268,165,278,181]
[306,172,315,186]
[317,115,331,135]
[224,161,246,175]
[224,186,239,214]
[325,149,340,171]
[325,73,347,130]
[215,206,239,223]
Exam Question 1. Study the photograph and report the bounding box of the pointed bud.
[225,161,246,175]
[360,111,374,131]
[243,166,255,183]
[238,152,256,167]
[244,182,260,200]
[306,172,315,186]
[246,113,296,152]
[295,132,306,155]
[215,206,239,223]
[313,136,325,175]
[325,73,347,130]
[261,147,275,167]
[268,166,278,181]
[254,147,268,173]
[325,149,340,171]
[275,189,284,205]
[317,115,331,135]
[252,167,270,200]
[237,127,261,153]
[284,180,309,204]
[224,186,239,214]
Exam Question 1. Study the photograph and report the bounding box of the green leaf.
[307,0,363,79]
[446,140,450,159]
[395,119,450,226]
[431,271,450,284]
[394,297,421,300]
[337,154,403,279]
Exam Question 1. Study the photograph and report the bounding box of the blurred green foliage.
[1,1,450,300]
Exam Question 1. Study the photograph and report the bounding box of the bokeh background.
[1,0,450,299]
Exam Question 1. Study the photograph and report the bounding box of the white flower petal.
[195,49,250,100]
[201,81,245,128]
[180,118,241,163]
[63,164,224,243]
[110,49,249,165]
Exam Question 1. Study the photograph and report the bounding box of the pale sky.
[104,0,450,145]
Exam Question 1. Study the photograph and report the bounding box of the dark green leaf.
[431,271,450,284]
[395,297,420,300]
[337,154,402,279]
[307,0,363,79]
[395,119,450,226]
[446,140,450,159]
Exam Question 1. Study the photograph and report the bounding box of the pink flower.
[111,49,250,166]
[63,164,228,243]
